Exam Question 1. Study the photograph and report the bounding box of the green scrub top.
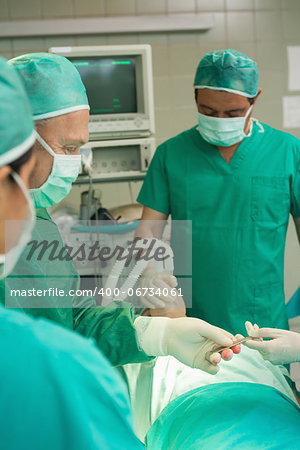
[137,120,300,334]
[0,305,143,450]
[0,208,152,367]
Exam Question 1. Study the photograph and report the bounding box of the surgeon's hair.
[35,118,51,129]
[194,89,256,105]
[8,147,33,181]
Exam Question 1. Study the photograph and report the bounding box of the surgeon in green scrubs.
[1,52,238,374]
[137,49,300,335]
[0,57,143,450]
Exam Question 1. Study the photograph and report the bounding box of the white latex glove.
[138,262,179,308]
[245,321,300,365]
[134,316,236,374]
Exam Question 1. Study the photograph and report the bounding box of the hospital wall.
[0,0,299,301]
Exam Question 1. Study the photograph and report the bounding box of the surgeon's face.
[0,152,36,253]
[196,88,261,132]
[30,109,89,189]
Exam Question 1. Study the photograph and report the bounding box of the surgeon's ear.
[194,88,198,103]
[253,88,262,105]
[0,166,11,183]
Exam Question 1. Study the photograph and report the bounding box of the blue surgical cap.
[9,52,90,120]
[194,49,258,98]
[0,57,35,166]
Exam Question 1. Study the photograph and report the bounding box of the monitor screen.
[70,56,138,115]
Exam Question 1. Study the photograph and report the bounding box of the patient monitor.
[49,44,155,141]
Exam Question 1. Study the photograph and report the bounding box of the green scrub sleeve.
[291,159,300,218]
[73,299,153,366]
[137,144,170,215]
[36,208,153,367]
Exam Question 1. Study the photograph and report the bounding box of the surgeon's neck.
[216,118,252,164]
[216,144,239,164]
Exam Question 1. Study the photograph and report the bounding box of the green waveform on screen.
[73,62,89,66]
[112,61,131,65]
[73,61,131,67]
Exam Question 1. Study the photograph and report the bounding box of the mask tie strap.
[36,132,56,157]
[251,118,265,133]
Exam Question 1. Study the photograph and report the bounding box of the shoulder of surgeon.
[259,121,300,160]
[0,307,140,448]
[0,306,121,387]
[155,125,198,156]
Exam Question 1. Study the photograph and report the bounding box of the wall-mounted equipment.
[77,137,156,184]
[50,45,155,141]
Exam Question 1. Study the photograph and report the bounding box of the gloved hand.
[245,321,300,365]
[138,261,180,308]
[134,316,238,374]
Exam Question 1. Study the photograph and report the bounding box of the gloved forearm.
[134,316,236,374]
[73,301,153,366]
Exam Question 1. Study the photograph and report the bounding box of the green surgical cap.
[0,57,35,166]
[194,49,258,98]
[9,52,90,120]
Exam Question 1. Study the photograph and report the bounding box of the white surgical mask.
[0,171,36,279]
[197,105,253,147]
[30,133,81,208]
